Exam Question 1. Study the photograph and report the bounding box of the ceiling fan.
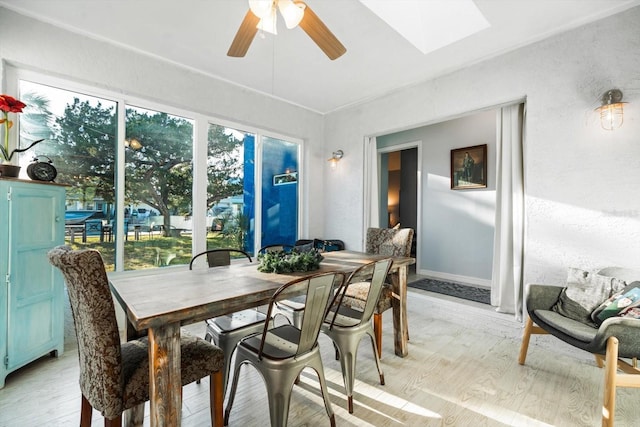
[227,0,347,60]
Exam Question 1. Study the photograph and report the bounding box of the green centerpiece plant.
[257,248,324,274]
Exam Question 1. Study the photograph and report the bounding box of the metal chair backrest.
[189,248,252,269]
[260,271,344,358]
[327,258,393,329]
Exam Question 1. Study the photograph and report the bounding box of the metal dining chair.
[341,227,414,357]
[271,239,346,327]
[321,258,393,413]
[190,248,269,395]
[189,247,253,269]
[48,245,225,427]
[224,271,345,427]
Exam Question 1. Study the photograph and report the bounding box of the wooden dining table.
[108,250,414,427]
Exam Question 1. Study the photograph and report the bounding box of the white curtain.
[363,137,380,244]
[491,103,525,321]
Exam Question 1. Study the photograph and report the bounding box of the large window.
[206,124,253,253]
[12,71,302,271]
[124,106,194,268]
[206,125,300,256]
[18,80,118,269]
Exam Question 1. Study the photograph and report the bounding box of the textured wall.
[325,7,640,286]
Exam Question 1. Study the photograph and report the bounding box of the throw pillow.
[551,268,626,325]
[592,281,640,324]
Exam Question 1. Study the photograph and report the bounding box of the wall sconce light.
[596,89,627,131]
[328,149,344,169]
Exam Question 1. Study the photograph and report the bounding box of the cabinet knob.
[55,216,60,222]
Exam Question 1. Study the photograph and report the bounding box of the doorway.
[379,146,419,259]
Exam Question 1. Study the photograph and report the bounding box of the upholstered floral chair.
[48,246,225,427]
[341,227,414,357]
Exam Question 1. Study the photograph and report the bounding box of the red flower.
[0,94,27,114]
[1,94,42,162]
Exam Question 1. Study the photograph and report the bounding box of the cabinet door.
[6,183,64,372]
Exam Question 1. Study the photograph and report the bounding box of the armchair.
[519,267,640,427]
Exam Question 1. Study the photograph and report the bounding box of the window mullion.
[254,133,263,254]
[114,101,126,271]
[192,116,209,256]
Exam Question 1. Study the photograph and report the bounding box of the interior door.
[376,144,420,272]
[381,149,417,231]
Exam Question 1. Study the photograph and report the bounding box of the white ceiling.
[2,0,639,114]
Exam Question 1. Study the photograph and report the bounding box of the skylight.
[359,0,491,55]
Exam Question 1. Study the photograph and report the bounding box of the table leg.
[390,265,409,357]
[148,323,182,426]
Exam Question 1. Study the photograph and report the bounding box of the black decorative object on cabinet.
[27,156,57,182]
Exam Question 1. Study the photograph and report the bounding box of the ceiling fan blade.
[297,3,346,60]
[227,9,260,57]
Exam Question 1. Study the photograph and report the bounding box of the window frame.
[6,66,304,271]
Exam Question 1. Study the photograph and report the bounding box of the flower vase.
[0,163,21,178]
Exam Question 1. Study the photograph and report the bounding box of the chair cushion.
[120,334,224,414]
[325,305,363,328]
[342,282,392,314]
[207,310,267,333]
[534,309,599,343]
[241,324,301,360]
[551,268,626,325]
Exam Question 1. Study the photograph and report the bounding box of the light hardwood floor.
[2,287,640,427]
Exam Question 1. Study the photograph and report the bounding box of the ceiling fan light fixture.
[279,0,305,29]
[249,0,273,19]
[229,0,346,59]
[256,7,278,35]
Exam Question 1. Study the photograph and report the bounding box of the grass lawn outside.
[64,231,241,271]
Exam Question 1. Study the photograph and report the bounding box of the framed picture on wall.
[451,144,487,190]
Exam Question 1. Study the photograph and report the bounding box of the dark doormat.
[408,278,491,305]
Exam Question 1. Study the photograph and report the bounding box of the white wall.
[377,110,498,284]
[3,6,640,288]
[0,8,327,239]
[324,7,640,286]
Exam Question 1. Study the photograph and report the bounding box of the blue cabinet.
[0,179,65,388]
